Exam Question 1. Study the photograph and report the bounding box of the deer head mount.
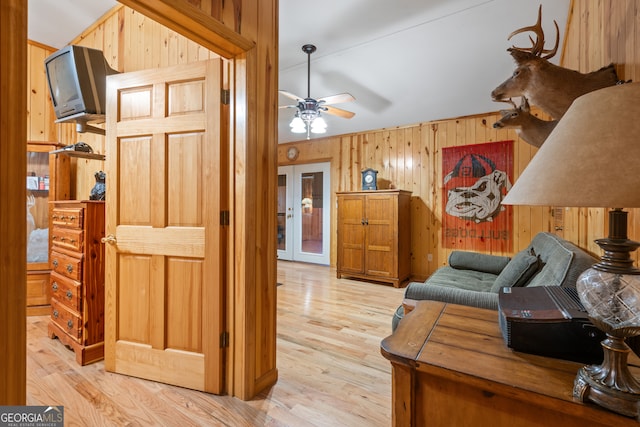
[491,5,620,120]
[492,97,557,148]
[507,4,559,60]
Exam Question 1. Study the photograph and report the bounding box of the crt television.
[45,45,118,121]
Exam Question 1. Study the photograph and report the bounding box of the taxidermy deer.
[491,5,619,120]
[492,97,557,148]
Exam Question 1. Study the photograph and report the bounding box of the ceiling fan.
[280,44,356,139]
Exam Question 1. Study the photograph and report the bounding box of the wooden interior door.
[104,59,226,393]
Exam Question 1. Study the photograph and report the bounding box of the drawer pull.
[66,264,74,274]
[59,237,66,242]
[66,290,73,300]
[52,214,58,219]
[69,239,76,244]
[53,310,59,319]
[52,235,58,240]
[67,320,74,329]
[52,259,58,268]
[52,282,58,291]
[69,215,76,220]
[60,215,67,220]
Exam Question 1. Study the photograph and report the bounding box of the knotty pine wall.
[278,0,640,281]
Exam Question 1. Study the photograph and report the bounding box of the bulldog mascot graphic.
[444,153,512,223]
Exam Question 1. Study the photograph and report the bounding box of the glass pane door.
[277,169,293,260]
[277,162,330,265]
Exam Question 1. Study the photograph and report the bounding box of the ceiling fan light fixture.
[280,43,355,139]
[290,116,306,133]
[311,116,327,133]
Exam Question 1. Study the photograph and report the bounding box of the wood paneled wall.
[562,0,640,259]
[278,115,543,281]
[278,0,640,281]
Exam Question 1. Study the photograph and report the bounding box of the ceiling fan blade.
[279,104,298,109]
[324,105,355,119]
[317,93,355,105]
[279,90,306,102]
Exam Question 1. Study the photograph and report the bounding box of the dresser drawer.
[51,227,84,252]
[50,250,82,281]
[51,207,84,229]
[50,271,82,312]
[51,298,82,342]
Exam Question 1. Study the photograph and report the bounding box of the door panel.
[366,195,396,277]
[105,59,225,393]
[277,169,293,260]
[277,163,330,264]
[337,195,365,274]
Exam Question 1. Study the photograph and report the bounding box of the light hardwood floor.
[26,261,406,426]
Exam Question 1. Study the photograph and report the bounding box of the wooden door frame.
[1,0,28,405]
[116,0,278,400]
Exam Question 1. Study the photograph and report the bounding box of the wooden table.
[380,300,639,426]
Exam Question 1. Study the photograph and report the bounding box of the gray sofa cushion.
[448,251,511,275]
[405,266,497,295]
[490,250,540,292]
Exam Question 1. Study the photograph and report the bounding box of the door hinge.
[220,210,230,226]
[220,331,229,348]
[221,89,230,105]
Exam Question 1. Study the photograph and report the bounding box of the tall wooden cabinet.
[336,190,412,287]
[48,200,105,365]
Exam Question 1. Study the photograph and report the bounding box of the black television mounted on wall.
[45,45,118,134]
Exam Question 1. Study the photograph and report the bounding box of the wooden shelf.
[49,149,105,161]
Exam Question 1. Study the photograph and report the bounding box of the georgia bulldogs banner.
[442,140,513,252]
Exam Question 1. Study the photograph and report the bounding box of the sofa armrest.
[448,251,511,275]
[404,282,499,310]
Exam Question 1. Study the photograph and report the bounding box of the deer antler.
[507,5,559,59]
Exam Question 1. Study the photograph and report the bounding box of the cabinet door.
[365,194,397,278]
[337,195,366,274]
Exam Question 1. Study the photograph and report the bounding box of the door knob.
[101,234,117,245]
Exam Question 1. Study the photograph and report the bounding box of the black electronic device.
[45,45,118,121]
[498,286,605,364]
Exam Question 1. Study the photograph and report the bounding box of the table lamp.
[501,82,640,418]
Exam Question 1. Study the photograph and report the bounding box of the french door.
[277,162,330,265]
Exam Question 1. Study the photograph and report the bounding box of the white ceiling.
[28,0,570,144]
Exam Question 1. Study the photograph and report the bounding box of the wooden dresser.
[336,190,411,287]
[380,301,639,427]
[48,200,105,365]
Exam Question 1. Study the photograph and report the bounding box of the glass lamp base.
[573,335,640,419]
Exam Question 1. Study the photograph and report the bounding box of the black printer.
[498,286,605,364]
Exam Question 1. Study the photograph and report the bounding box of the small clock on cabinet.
[361,168,378,190]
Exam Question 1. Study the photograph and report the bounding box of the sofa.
[392,232,598,330]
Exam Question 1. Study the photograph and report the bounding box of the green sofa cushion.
[448,251,511,275]
[491,250,540,292]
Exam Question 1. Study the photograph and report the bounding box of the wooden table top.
[380,300,640,426]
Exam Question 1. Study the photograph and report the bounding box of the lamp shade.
[502,83,640,208]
